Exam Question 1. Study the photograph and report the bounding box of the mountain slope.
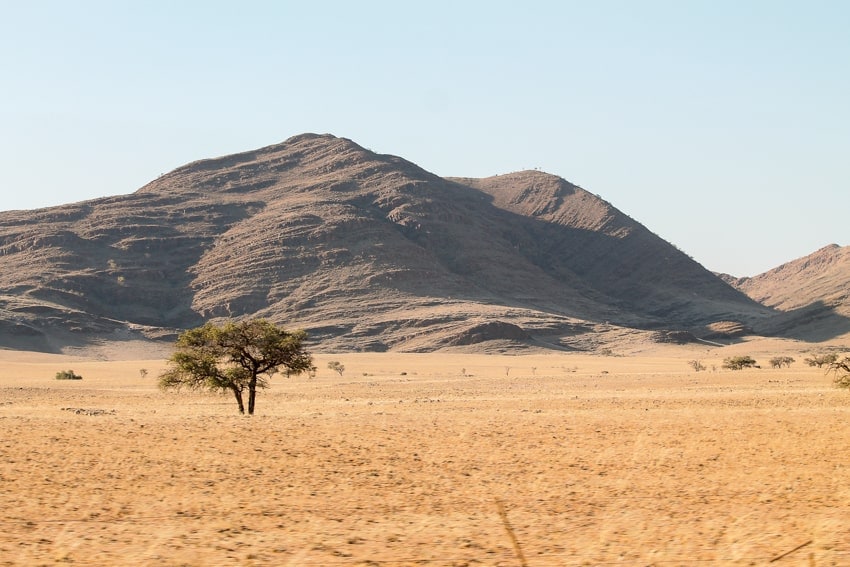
[722,244,850,341]
[0,134,774,352]
[459,172,765,324]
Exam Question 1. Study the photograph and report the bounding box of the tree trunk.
[232,387,245,414]
[247,375,258,415]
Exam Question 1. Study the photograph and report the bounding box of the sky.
[1,1,847,277]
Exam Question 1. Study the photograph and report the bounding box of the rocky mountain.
[721,244,850,341]
[0,133,793,353]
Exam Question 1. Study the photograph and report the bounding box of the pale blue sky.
[1,1,847,276]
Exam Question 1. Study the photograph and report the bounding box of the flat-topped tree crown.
[159,319,313,414]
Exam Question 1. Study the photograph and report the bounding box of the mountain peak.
[136,132,437,201]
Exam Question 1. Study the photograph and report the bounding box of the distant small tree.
[159,320,313,415]
[769,356,795,369]
[688,360,706,372]
[826,356,850,389]
[139,368,148,378]
[327,361,345,376]
[804,353,838,368]
[722,356,758,370]
[55,369,82,380]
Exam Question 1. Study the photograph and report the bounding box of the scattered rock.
[61,407,116,416]
[651,330,697,344]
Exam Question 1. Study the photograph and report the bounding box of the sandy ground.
[1,339,849,566]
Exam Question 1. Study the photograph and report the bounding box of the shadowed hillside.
[722,244,850,341]
[0,134,780,352]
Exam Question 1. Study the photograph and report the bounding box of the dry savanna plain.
[2,338,849,566]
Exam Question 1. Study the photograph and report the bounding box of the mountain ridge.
[0,134,844,353]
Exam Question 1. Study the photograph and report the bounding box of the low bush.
[55,370,83,380]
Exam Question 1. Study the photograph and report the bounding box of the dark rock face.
[445,322,530,347]
[0,134,784,352]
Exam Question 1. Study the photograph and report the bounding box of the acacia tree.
[769,356,795,369]
[722,355,758,370]
[805,353,838,368]
[159,320,314,415]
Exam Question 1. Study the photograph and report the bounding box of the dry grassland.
[1,342,849,566]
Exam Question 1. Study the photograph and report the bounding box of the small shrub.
[139,368,148,378]
[688,360,706,372]
[327,361,345,376]
[55,370,82,380]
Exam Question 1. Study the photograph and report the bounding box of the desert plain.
[1,338,849,566]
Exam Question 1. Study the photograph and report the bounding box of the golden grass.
[1,347,849,565]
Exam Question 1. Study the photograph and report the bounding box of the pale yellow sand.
[1,343,849,565]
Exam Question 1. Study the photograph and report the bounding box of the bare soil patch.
[1,347,849,565]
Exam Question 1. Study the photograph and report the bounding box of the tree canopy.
[722,356,758,370]
[804,353,838,368]
[159,319,314,414]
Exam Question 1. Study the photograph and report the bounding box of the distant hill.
[0,133,824,354]
[721,244,850,341]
